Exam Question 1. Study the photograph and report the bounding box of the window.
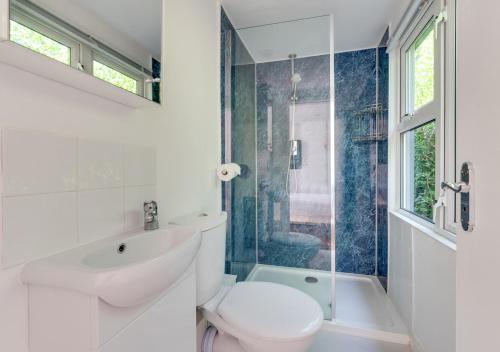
[402,18,440,123]
[398,0,456,237]
[93,60,138,94]
[8,1,154,99]
[402,121,436,221]
[409,24,435,111]
[10,20,71,65]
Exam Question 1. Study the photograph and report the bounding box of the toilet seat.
[207,281,323,342]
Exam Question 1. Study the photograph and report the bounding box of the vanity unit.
[21,226,201,352]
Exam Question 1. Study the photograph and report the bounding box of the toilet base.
[214,331,245,352]
[202,327,244,352]
[202,325,315,352]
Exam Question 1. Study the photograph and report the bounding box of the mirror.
[8,0,162,103]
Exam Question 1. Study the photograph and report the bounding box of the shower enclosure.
[221,9,404,336]
[221,11,335,317]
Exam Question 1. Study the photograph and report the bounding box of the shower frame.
[221,12,337,321]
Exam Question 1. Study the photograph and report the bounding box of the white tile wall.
[2,129,77,195]
[124,145,156,186]
[3,193,78,266]
[0,128,156,266]
[78,189,124,243]
[78,139,124,190]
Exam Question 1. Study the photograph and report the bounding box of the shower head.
[291,73,302,83]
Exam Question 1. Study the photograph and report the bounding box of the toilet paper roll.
[217,163,241,182]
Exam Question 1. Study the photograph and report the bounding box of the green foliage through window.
[414,25,435,109]
[93,60,138,94]
[10,20,71,65]
[407,23,435,112]
[404,121,436,221]
[413,122,436,219]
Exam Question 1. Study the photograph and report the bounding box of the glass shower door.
[221,9,258,282]
[236,16,335,320]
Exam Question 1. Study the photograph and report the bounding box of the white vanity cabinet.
[27,265,196,352]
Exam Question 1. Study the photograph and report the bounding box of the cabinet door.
[99,273,196,352]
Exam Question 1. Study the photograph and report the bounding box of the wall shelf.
[0,41,160,109]
[352,103,388,142]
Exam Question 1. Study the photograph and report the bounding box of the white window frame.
[9,0,153,100]
[10,7,80,67]
[396,0,456,241]
[91,52,146,97]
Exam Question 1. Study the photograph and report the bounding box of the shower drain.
[305,276,318,284]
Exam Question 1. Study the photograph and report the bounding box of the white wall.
[156,0,221,219]
[388,214,456,352]
[0,0,221,350]
[386,7,456,349]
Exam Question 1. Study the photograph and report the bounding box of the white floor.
[247,265,408,342]
[309,330,412,352]
[335,273,397,330]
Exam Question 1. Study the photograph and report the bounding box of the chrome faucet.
[144,201,159,230]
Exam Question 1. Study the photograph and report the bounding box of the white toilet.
[171,212,324,352]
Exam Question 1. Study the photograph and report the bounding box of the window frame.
[8,0,154,100]
[10,7,80,67]
[397,0,457,240]
[91,52,145,97]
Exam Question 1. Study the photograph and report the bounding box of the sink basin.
[22,225,201,307]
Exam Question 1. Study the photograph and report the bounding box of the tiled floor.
[309,331,412,352]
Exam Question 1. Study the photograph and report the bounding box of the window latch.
[433,188,447,223]
[402,113,414,122]
[435,7,448,39]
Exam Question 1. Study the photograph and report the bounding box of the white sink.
[22,225,201,307]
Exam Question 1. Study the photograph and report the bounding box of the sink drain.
[117,243,127,254]
[305,276,318,284]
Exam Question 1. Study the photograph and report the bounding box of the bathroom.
[0,0,497,352]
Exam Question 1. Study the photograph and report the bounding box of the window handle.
[441,181,469,194]
[440,162,475,232]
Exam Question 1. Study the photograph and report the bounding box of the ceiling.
[69,0,162,59]
[222,0,410,54]
[237,16,331,63]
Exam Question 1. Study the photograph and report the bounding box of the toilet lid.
[217,282,323,341]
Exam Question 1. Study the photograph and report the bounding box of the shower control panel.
[441,162,475,232]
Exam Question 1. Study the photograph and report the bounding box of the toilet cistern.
[144,201,159,230]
